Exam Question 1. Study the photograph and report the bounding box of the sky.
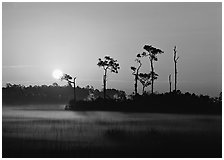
[2,2,222,97]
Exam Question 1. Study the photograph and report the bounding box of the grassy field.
[2,105,222,158]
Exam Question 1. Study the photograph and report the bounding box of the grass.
[2,111,222,158]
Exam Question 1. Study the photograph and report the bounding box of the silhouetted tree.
[97,56,120,99]
[138,73,151,94]
[142,45,164,94]
[131,54,142,95]
[61,73,77,103]
[173,46,179,92]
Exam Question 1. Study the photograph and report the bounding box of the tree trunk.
[169,74,172,93]
[174,62,177,92]
[173,46,178,92]
[150,59,154,94]
[142,85,145,95]
[134,62,141,96]
[134,74,138,95]
[103,69,107,99]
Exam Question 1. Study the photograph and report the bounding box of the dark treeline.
[72,91,222,115]
[2,83,126,105]
[2,83,221,114]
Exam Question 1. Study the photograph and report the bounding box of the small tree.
[173,46,179,92]
[138,73,151,94]
[142,45,164,94]
[131,54,142,95]
[61,73,76,103]
[97,56,120,99]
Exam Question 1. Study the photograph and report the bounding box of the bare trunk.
[173,46,178,92]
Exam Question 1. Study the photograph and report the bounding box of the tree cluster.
[131,45,163,95]
[70,91,221,115]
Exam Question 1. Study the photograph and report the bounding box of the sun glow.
[52,69,63,79]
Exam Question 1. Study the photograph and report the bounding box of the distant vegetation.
[2,83,126,105]
[3,83,221,114]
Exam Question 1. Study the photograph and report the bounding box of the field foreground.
[2,105,222,158]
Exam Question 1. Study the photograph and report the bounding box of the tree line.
[2,83,126,105]
[73,91,221,114]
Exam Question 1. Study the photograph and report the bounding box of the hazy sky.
[2,2,222,97]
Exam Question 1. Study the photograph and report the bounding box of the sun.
[52,69,63,79]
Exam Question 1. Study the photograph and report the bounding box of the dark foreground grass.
[2,111,222,158]
[3,129,221,158]
[2,120,222,158]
